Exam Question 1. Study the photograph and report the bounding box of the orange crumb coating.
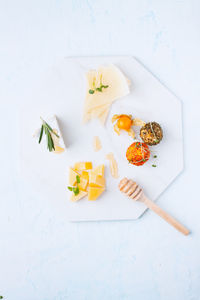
[126,142,150,166]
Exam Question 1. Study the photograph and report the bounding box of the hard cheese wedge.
[81,171,89,181]
[70,190,88,202]
[69,168,80,186]
[83,65,130,124]
[79,176,88,191]
[89,173,105,188]
[74,162,93,171]
[88,187,105,201]
[92,164,105,177]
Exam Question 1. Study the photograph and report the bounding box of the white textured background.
[0,1,200,299]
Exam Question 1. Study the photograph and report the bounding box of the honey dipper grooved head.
[119,178,143,201]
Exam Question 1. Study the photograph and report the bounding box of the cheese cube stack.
[68,162,105,202]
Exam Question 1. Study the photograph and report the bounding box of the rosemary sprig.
[38,117,59,152]
[68,175,80,196]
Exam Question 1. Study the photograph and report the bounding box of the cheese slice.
[79,176,88,191]
[70,190,87,202]
[83,65,130,125]
[74,162,93,171]
[98,106,110,125]
[89,173,105,188]
[69,168,80,186]
[88,187,105,201]
[81,171,89,181]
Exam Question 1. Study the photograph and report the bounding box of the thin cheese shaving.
[93,136,102,152]
[106,152,119,179]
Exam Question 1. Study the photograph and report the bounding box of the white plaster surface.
[0,1,200,299]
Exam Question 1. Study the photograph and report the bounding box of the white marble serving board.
[20,56,183,221]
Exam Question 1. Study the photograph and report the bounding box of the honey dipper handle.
[141,195,190,235]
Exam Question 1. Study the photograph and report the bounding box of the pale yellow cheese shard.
[89,173,105,188]
[92,164,105,177]
[69,168,80,186]
[93,136,102,152]
[74,162,93,171]
[83,65,130,125]
[88,187,105,201]
[70,190,87,202]
[106,153,119,179]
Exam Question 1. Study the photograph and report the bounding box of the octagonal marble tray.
[20,56,183,221]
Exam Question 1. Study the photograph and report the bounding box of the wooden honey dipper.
[119,178,190,235]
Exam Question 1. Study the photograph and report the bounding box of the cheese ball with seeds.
[140,122,163,146]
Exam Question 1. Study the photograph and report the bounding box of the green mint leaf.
[68,186,73,191]
[152,164,157,167]
[96,87,102,92]
[89,89,95,94]
[76,175,80,184]
[153,155,157,158]
[73,187,79,196]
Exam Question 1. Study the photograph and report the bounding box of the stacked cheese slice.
[83,65,130,125]
[68,162,105,202]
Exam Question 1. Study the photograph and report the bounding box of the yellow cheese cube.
[70,190,87,202]
[74,162,93,171]
[88,187,105,201]
[79,176,88,191]
[92,164,105,177]
[69,168,80,186]
[89,173,105,188]
[81,171,89,181]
